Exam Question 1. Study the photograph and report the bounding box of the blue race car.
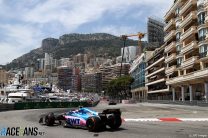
[39,107,122,132]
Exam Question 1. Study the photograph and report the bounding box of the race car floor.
[0,103,208,138]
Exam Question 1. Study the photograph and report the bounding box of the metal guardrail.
[0,104,15,111]
[14,102,90,110]
[147,100,208,107]
[0,101,100,111]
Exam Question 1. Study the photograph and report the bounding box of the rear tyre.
[107,114,122,129]
[86,116,102,132]
[45,113,55,126]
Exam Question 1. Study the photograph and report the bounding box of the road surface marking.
[124,118,208,122]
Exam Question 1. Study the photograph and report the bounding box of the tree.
[106,75,134,100]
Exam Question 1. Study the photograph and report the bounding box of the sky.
[0,0,173,65]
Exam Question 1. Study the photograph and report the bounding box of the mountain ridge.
[5,33,140,70]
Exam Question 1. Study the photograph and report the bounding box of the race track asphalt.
[0,103,208,138]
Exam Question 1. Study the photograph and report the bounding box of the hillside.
[5,33,141,70]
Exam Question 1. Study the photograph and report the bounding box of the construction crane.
[119,32,145,76]
[121,32,145,56]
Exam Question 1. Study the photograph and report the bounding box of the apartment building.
[0,68,8,86]
[146,45,170,100]
[99,63,130,89]
[130,51,153,101]
[57,67,73,91]
[164,0,208,102]
[148,17,165,46]
[81,73,102,93]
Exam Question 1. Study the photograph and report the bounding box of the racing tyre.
[45,113,55,126]
[107,114,122,129]
[86,116,102,132]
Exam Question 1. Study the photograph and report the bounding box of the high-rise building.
[146,45,170,100]
[57,67,73,91]
[0,68,8,86]
[24,67,34,79]
[164,0,208,102]
[73,53,85,64]
[44,53,53,76]
[130,51,153,101]
[147,17,165,47]
[59,58,74,68]
[71,68,81,92]
[99,63,130,89]
[81,73,102,93]
[121,46,138,63]
[37,58,45,72]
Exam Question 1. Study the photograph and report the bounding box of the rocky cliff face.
[58,33,117,45]
[5,33,138,70]
[41,38,59,52]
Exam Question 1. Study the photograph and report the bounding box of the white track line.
[124,118,208,122]
[124,118,160,122]
[179,118,208,121]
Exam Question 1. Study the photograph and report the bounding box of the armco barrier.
[0,104,14,111]
[14,102,90,110]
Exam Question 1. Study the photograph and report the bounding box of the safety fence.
[0,104,14,111]
[14,101,90,110]
[0,101,100,111]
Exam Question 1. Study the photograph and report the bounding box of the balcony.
[197,0,206,7]
[180,0,197,16]
[164,19,175,32]
[180,11,197,28]
[146,57,165,71]
[165,53,176,63]
[164,30,176,42]
[181,41,198,54]
[165,65,177,75]
[146,78,166,86]
[205,15,208,25]
[148,88,169,94]
[205,0,208,7]
[180,26,197,41]
[164,0,181,21]
[198,0,207,11]
[166,68,208,85]
[146,67,165,78]
[164,42,176,53]
[181,56,199,69]
[197,0,205,7]
[198,23,208,32]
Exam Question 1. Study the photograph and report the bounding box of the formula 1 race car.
[39,107,122,132]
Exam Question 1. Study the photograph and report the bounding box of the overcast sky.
[0,0,173,65]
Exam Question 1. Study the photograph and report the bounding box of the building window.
[176,20,180,29]
[198,28,207,42]
[177,57,183,67]
[176,45,182,54]
[175,7,180,17]
[199,44,208,58]
[198,12,205,25]
[176,32,181,42]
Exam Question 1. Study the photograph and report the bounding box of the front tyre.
[86,116,102,132]
[107,114,122,129]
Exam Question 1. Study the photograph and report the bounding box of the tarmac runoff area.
[0,103,208,138]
